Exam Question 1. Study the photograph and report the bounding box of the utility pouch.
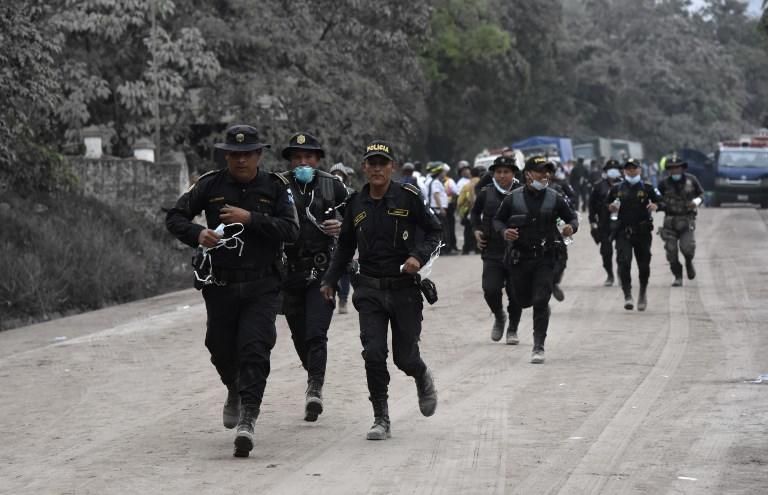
[419,277,439,305]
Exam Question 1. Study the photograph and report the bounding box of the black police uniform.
[322,181,442,402]
[493,178,578,356]
[588,169,622,283]
[279,133,348,406]
[165,163,299,411]
[606,176,661,306]
[471,174,522,336]
[549,179,576,292]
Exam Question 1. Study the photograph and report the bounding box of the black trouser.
[283,279,335,385]
[352,285,427,400]
[579,185,590,212]
[506,255,555,351]
[462,215,476,254]
[482,258,522,328]
[202,279,281,408]
[444,203,458,251]
[598,225,615,277]
[553,243,568,285]
[616,228,652,295]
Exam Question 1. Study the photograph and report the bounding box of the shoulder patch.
[401,183,422,196]
[270,171,290,185]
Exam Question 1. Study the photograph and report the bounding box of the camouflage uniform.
[658,172,704,282]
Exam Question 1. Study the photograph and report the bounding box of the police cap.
[214,124,270,152]
[362,140,395,162]
[666,157,688,169]
[623,158,641,169]
[489,155,520,172]
[282,132,325,160]
[523,155,556,173]
[603,159,622,171]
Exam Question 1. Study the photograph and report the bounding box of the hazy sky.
[690,0,763,16]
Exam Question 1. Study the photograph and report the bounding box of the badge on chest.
[387,208,409,217]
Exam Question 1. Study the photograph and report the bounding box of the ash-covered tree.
[0,0,67,191]
[186,0,432,171]
[53,0,221,157]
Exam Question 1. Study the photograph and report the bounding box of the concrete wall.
[66,155,189,221]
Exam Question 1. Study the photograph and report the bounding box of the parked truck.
[573,137,644,162]
[711,130,768,208]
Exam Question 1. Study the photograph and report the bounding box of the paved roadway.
[1,208,767,495]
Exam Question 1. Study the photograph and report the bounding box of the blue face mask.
[294,165,315,184]
[671,174,682,181]
[625,174,641,185]
[606,169,622,180]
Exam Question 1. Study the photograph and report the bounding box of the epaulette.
[186,168,221,192]
[401,183,422,196]
[270,171,290,185]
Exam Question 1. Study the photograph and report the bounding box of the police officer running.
[320,140,442,440]
[165,125,299,457]
[657,157,704,287]
[589,159,624,286]
[549,164,578,302]
[606,158,661,311]
[494,156,578,364]
[470,155,522,344]
[279,132,348,422]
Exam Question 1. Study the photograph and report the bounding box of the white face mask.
[625,174,641,185]
[531,179,548,191]
[555,170,566,181]
[606,169,621,180]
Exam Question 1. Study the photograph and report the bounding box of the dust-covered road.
[1,208,767,495]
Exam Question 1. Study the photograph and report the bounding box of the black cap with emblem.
[362,140,395,162]
[523,155,556,173]
[214,124,270,152]
[281,132,325,160]
[489,155,520,172]
[623,158,641,169]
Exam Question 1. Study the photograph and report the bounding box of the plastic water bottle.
[610,199,621,221]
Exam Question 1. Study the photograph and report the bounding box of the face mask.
[671,174,682,181]
[606,169,621,180]
[555,170,566,181]
[531,179,548,191]
[625,174,641,184]
[294,165,315,184]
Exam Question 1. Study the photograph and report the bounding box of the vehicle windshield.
[719,150,768,168]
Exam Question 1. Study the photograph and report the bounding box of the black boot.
[671,262,683,287]
[222,381,240,429]
[366,397,391,440]
[685,257,696,280]
[604,271,614,287]
[415,368,437,417]
[637,285,648,311]
[491,311,506,342]
[234,407,259,457]
[304,379,323,422]
[623,288,634,310]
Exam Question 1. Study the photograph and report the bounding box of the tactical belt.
[212,266,275,283]
[353,273,418,290]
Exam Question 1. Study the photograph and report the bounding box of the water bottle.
[610,199,621,221]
